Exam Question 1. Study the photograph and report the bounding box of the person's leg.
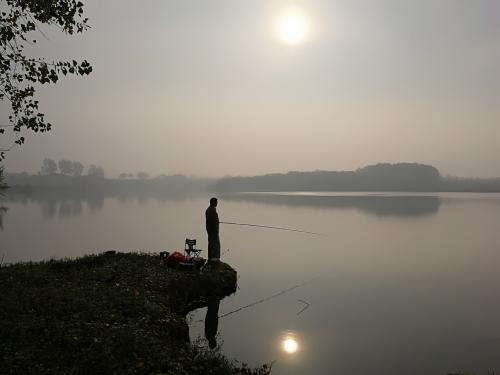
[213,235,221,260]
[208,233,219,262]
[207,236,213,259]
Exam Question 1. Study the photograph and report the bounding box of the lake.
[1,191,500,374]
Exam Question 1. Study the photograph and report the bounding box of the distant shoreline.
[4,162,500,194]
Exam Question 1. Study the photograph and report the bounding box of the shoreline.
[0,253,264,374]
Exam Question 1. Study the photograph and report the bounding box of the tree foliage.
[54,159,84,176]
[72,160,83,176]
[87,164,103,178]
[0,0,92,160]
[58,158,73,175]
[0,167,7,229]
[40,157,57,174]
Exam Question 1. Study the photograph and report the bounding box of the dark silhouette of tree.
[40,158,57,175]
[58,159,73,175]
[0,0,92,161]
[214,163,443,192]
[0,167,6,192]
[137,172,149,180]
[0,166,7,229]
[87,165,104,178]
[355,163,441,191]
[72,161,84,177]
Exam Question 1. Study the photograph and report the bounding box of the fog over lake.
[2,191,500,374]
[2,1,500,374]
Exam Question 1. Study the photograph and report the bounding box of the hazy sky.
[2,0,499,177]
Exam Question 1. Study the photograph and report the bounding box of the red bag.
[166,251,187,266]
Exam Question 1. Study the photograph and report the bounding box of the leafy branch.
[0,0,93,161]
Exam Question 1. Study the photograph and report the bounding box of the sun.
[275,6,309,45]
[282,337,299,354]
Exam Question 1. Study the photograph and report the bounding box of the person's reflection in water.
[205,298,221,349]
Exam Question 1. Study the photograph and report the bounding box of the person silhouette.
[205,197,220,263]
[204,298,220,349]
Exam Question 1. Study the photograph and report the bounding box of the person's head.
[210,197,218,207]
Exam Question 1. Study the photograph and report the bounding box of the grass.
[0,253,266,374]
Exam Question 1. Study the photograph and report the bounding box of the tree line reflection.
[1,188,207,220]
[0,190,444,227]
[221,193,443,217]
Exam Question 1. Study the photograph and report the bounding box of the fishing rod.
[220,221,323,236]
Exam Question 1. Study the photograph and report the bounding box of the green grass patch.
[0,253,266,374]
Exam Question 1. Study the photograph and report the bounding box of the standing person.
[205,197,220,262]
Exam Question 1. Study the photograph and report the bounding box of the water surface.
[1,191,500,374]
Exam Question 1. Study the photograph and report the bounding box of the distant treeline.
[4,157,213,195]
[4,173,214,196]
[213,163,500,192]
[4,163,500,193]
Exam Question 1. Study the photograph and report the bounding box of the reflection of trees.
[137,195,149,206]
[3,185,208,219]
[59,200,83,217]
[7,189,106,219]
[0,206,7,230]
[86,193,104,212]
[41,200,58,219]
[222,193,442,217]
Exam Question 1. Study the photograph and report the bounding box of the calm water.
[2,191,500,374]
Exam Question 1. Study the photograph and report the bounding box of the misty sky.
[2,0,499,177]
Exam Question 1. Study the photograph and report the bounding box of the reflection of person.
[205,197,220,262]
[205,298,220,349]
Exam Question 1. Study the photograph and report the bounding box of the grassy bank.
[0,253,264,374]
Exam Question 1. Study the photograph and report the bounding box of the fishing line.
[190,276,321,325]
[218,276,320,319]
[220,221,323,236]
